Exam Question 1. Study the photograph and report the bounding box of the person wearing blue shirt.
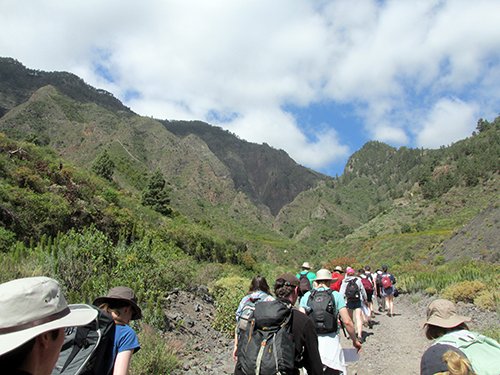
[94,286,142,375]
[300,269,362,374]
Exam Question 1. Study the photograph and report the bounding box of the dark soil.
[162,289,499,375]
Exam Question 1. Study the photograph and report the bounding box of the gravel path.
[166,290,498,375]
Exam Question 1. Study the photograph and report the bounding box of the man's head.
[315,269,333,286]
[0,277,97,373]
[274,273,299,304]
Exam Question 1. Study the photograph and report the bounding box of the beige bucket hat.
[424,299,471,328]
[0,276,97,356]
[315,268,333,281]
[301,262,311,269]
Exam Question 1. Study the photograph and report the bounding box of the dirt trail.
[340,295,429,374]
[165,290,497,375]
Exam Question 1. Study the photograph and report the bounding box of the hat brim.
[93,296,142,320]
[0,304,97,356]
[423,314,471,329]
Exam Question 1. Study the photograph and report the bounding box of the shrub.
[130,325,180,375]
[474,289,499,312]
[210,276,248,336]
[441,281,486,303]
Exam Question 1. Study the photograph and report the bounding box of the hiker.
[233,275,274,361]
[421,298,500,375]
[330,266,344,292]
[300,269,362,374]
[339,267,367,342]
[94,286,142,375]
[363,265,376,318]
[374,268,385,312]
[378,264,396,317]
[358,268,374,328]
[0,276,97,375]
[234,273,323,375]
[296,261,316,298]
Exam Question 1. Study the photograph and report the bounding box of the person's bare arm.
[339,307,362,351]
[113,350,133,375]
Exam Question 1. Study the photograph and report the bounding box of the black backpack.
[52,305,116,375]
[237,300,296,375]
[306,289,338,334]
[298,273,311,296]
[345,278,360,302]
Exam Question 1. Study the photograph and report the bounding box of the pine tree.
[142,170,172,216]
[92,150,115,180]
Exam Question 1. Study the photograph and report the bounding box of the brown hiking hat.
[93,286,142,320]
[276,273,300,287]
[424,299,471,328]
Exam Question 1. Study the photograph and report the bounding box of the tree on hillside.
[92,149,115,181]
[142,170,172,216]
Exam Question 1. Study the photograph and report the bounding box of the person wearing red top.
[330,266,344,292]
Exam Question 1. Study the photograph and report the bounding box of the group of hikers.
[232,262,500,375]
[0,277,142,375]
[1,268,499,375]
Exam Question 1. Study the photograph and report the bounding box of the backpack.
[52,305,116,375]
[306,289,338,334]
[345,278,360,302]
[435,330,500,375]
[381,274,393,289]
[298,273,312,296]
[237,296,262,332]
[361,276,374,293]
[237,300,296,375]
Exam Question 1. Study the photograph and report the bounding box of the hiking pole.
[339,317,347,338]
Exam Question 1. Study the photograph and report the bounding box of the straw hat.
[301,262,311,270]
[424,299,471,328]
[315,269,333,281]
[0,276,97,356]
[93,286,142,320]
[334,266,344,273]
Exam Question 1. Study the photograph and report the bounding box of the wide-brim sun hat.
[301,262,311,269]
[0,276,97,356]
[315,268,333,281]
[423,299,471,328]
[334,266,344,273]
[93,286,142,320]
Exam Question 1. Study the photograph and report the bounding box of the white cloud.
[1,0,499,173]
[416,98,478,148]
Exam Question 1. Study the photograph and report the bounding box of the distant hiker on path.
[339,267,367,342]
[378,265,396,317]
[0,276,97,375]
[296,262,316,299]
[421,298,500,375]
[300,269,362,374]
[233,275,274,361]
[94,286,142,375]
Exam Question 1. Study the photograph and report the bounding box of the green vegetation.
[1,58,499,369]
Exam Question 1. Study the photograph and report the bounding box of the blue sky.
[1,0,499,176]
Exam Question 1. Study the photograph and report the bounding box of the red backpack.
[361,276,374,292]
[381,274,393,288]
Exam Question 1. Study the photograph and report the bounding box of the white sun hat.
[0,276,98,356]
